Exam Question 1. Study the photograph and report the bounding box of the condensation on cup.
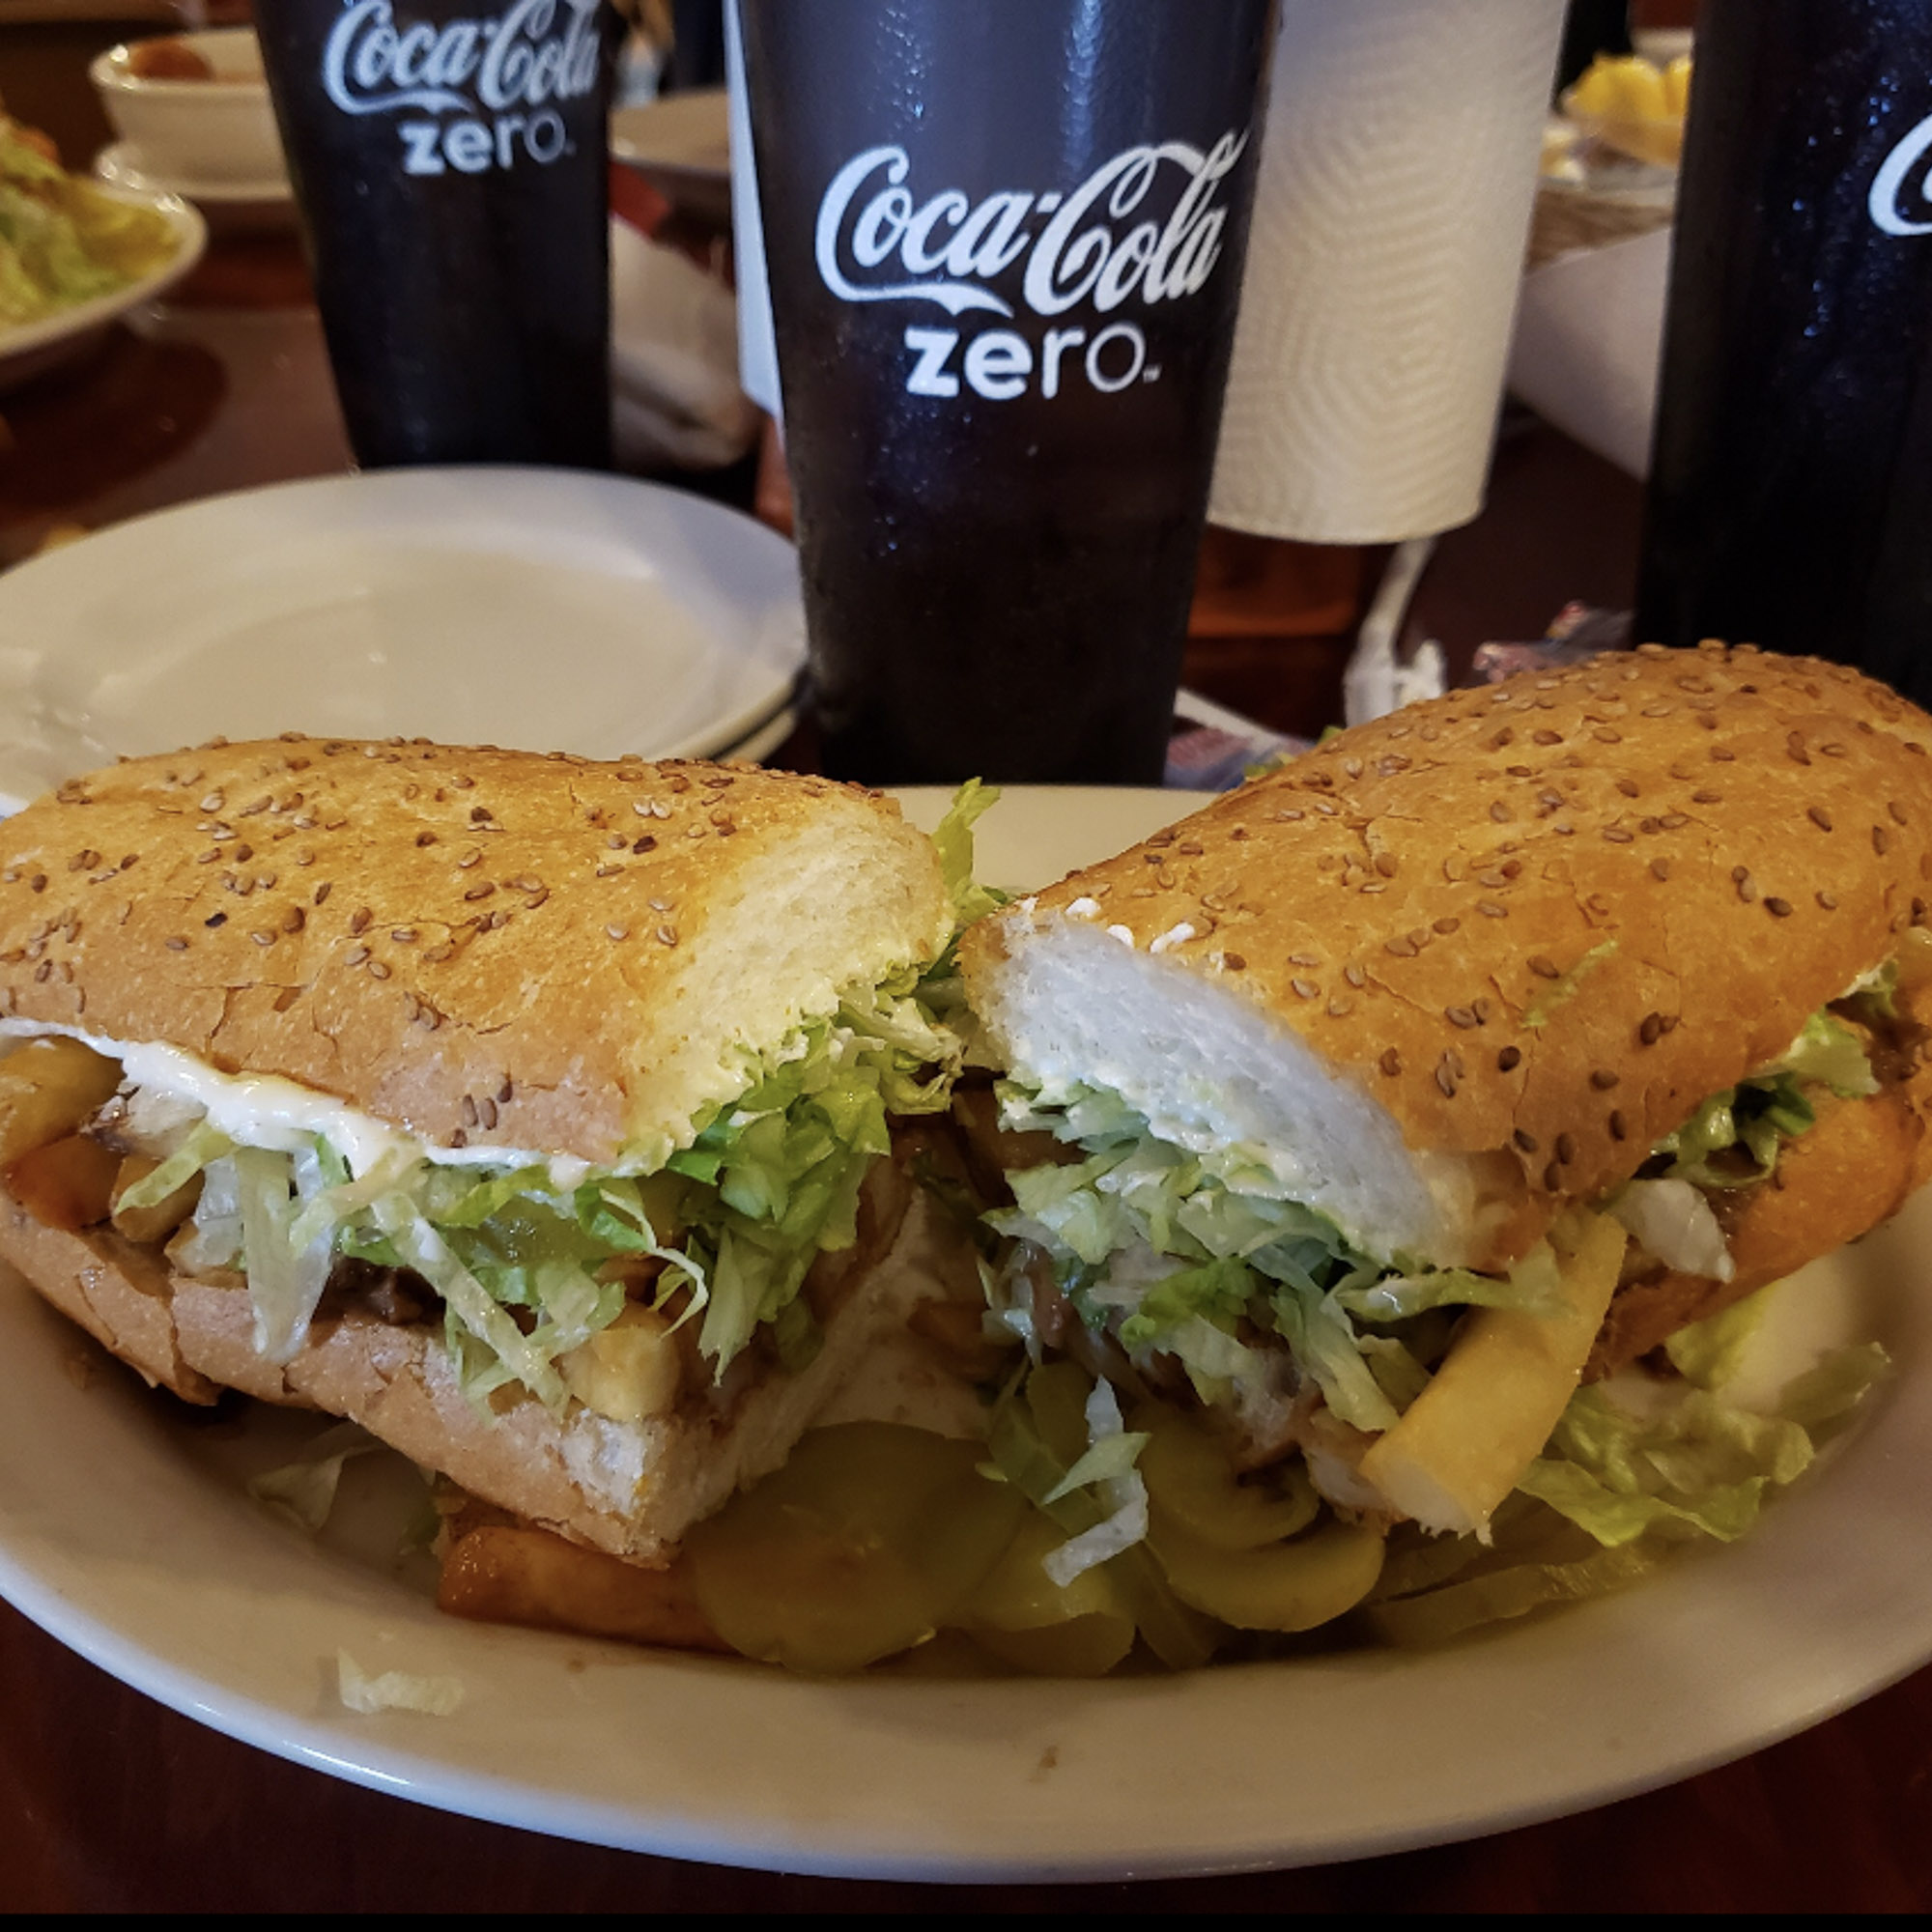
[1636,0,1932,702]
[740,0,1275,785]
[255,0,615,470]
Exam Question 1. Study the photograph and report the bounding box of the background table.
[0,111,1926,1915]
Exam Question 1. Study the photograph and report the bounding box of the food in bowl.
[0,116,182,327]
[88,26,287,187]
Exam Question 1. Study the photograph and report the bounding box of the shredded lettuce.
[137,976,962,1405]
[990,1082,1554,1431]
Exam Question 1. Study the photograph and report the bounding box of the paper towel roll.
[1209,0,1566,545]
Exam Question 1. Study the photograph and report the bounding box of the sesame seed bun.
[0,738,952,1164]
[960,643,1932,1272]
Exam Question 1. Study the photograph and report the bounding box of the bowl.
[88,27,286,189]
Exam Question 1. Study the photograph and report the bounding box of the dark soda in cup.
[1636,0,1932,701]
[254,0,615,469]
[740,0,1274,784]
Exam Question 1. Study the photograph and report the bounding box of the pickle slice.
[1148,1507,1386,1633]
[683,1422,1025,1674]
[971,1615,1137,1679]
[1136,1406,1320,1552]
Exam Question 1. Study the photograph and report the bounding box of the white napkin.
[1506,223,1671,478]
[1208,0,1567,545]
[610,217,761,473]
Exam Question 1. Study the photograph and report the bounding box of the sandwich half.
[0,736,961,1565]
[959,642,1932,1553]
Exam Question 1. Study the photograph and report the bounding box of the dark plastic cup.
[741,0,1274,783]
[1636,0,1932,701]
[254,0,616,470]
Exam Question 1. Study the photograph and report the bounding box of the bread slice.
[0,739,951,1169]
[961,642,1932,1272]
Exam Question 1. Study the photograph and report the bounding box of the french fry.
[4,1132,121,1232]
[439,1520,728,1652]
[109,1152,203,1246]
[0,1038,121,1166]
[1359,1211,1628,1538]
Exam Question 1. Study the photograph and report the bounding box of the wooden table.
[0,194,1928,1918]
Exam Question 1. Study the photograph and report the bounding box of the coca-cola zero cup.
[1636,0,1932,701]
[254,0,616,470]
[741,0,1274,784]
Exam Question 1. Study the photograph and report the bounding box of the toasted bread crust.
[0,740,949,1166]
[1588,1057,1932,1377]
[963,644,1932,1254]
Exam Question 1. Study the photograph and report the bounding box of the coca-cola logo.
[810,136,1247,406]
[321,0,601,177]
[1870,109,1932,236]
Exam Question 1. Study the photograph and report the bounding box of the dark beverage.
[254,0,615,469]
[741,0,1273,784]
[1635,0,1932,702]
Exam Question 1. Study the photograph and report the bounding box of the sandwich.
[952,642,1927,1639]
[0,735,965,1571]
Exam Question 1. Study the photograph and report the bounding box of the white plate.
[0,783,1926,1881]
[0,469,807,811]
[0,185,205,392]
[94,141,294,234]
[611,89,731,223]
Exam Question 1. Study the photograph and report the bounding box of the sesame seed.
[1529,955,1560,979]
[1615,779,1640,799]
[1291,978,1319,1000]
[1223,952,1247,971]
[1603,826,1634,844]
[607,923,629,942]
[1891,801,1911,825]
[165,936,187,951]
[1590,1068,1619,1090]
[1818,891,1838,910]
[1515,1128,1539,1153]
[1477,901,1508,919]
[1435,1056,1460,1098]
[1327,996,1353,1017]
[1874,826,1891,855]
[344,945,369,966]
[1640,1012,1663,1045]
[656,924,679,946]
[204,912,226,928]
[282,907,304,933]
[1385,935,1418,958]
[367,959,391,980]
[350,908,372,935]
[1344,963,1366,987]
[1543,1160,1563,1191]
[1378,1048,1402,1077]
[1651,859,1671,881]
[390,927,417,943]
[1609,1111,1628,1142]
[1289,952,1321,967]
[1555,1132,1577,1164]
[1497,1045,1521,1072]
[1489,802,1511,824]
[314,883,332,905]
[423,943,455,962]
